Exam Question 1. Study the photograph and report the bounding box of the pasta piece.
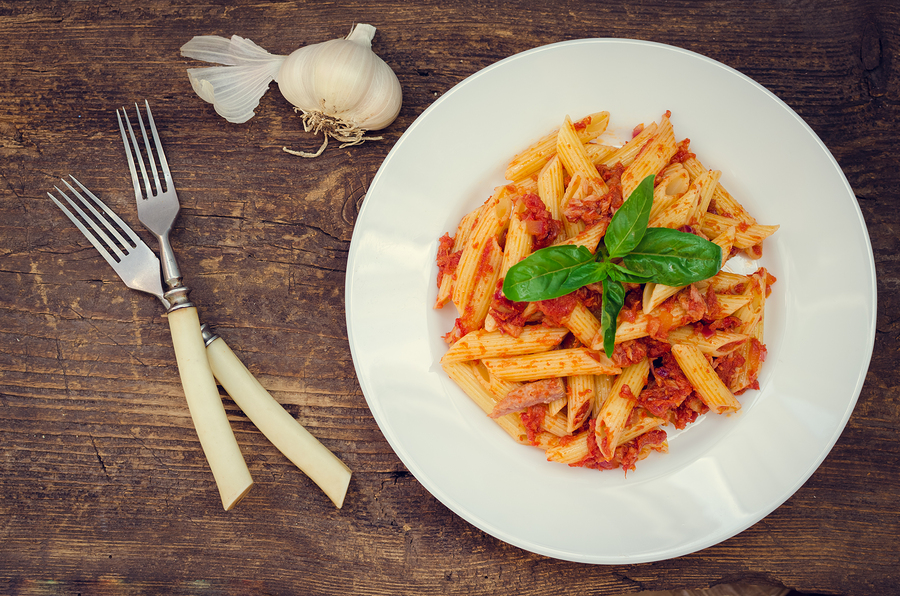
[689,170,721,225]
[499,199,532,279]
[620,114,676,198]
[557,115,609,195]
[683,156,756,224]
[666,325,749,356]
[442,361,531,444]
[482,347,621,382]
[728,319,766,394]
[705,270,751,294]
[649,163,690,222]
[596,121,658,169]
[559,173,588,239]
[641,282,681,314]
[505,112,609,182]
[715,293,753,318]
[545,412,665,465]
[592,374,613,419]
[561,302,602,347]
[544,429,591,464]
[536,156,564,220]
[566,374,595,433]
[435,205,481,309]
[451,186,511,313]
[591,304,688,348]
[700,212,780,250]
[542,407,570,437]
[648,168,716,229]
[732,268,768,333]
[671,344,741,414]
[595,358,650,460]
[454,236,504,337]
[584,142,617,165]
[547,396,567,417]
[553,222,606,254]
[441,325,569,363]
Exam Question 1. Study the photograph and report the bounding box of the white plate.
[345,39,876,564]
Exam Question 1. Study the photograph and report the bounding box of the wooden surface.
[1,1,898,595]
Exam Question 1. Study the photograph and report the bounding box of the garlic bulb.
[180,24,402,157]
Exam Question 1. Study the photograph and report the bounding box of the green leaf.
[502,245,596,302]
[604,175,655,258]
[563,260,611,291]
[607,262,654,284]
[623,227,722,286]
[600,278,625,358]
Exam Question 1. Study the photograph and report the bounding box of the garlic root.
[282,109,385,158]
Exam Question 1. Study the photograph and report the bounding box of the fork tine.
[117,108,148,200]
[48,179,126,269]
[142,100,172,187]
[67,176,144,249]
[119,106,154,199]
[134,102,163,194]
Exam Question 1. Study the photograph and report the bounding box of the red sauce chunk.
[520,193,562,250]
[435,233,460,288]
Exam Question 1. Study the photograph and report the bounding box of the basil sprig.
[502,175,721,357]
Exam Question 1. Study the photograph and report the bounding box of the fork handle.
[205,337,352,509]
[167,306,254,510]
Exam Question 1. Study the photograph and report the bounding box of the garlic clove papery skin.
[275,24,402,131]
[182,35,286,124]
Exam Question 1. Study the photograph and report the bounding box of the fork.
[48,176,254,511]
[115,102,352,508]
[49,176,351,509]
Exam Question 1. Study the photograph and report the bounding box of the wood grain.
[1,1,899,595]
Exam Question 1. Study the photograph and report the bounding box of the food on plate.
[435,111,778,472]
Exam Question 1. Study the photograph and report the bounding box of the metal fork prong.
[119,107,154,199]
[142,100,173,188]
[134,101,163,194]
[48,185,125,268]
[66,176,143,251]
[116,109,144,202]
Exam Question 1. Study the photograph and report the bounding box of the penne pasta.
[595,359,650,460]
[482,347,621,382]
[566,374,596,433]
[557,115,609,195]
[436,110,777,475]
[671,344,741,414]
[700,212,780,250]
[441,326,569,363]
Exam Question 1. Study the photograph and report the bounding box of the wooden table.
[1,1,897,594]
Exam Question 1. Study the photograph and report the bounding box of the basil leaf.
[623,227,722,286]
[562,260,611,291]
[608,262,654,284]
[604,175,655,258]
[600,278,625,358]
[502,245,596,301]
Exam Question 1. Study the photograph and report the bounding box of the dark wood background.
[1,1,898,594]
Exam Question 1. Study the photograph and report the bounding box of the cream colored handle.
[167,307,254,510]
[205,338,352,508]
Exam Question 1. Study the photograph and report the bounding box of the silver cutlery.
[48,102,352,510]
[48,176,254,510]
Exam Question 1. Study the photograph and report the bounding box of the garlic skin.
[180,25,402,156]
